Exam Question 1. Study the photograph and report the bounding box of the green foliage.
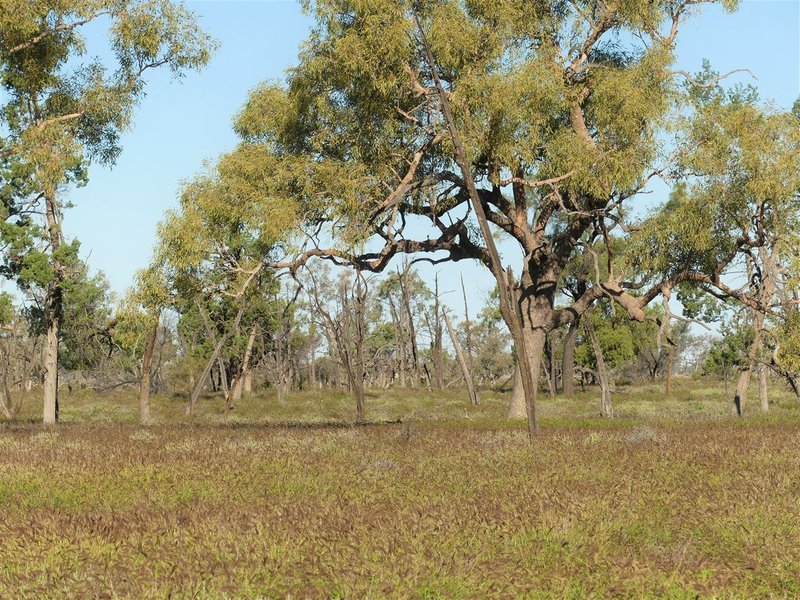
[0,1,214,388]
[180,0,741,275]
[704,318,752,378]
[775,310,800,375]
[576,307,636,371]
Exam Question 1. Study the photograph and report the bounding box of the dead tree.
[442,309,479,407]
[263,285,302,405]
[308,266,370,422]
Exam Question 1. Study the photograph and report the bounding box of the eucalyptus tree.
[115,264,171,424]
[156,155,288,414]
[0,0,214,423]
[773,307,800,402]
[377,265,430,388]
[220,0,749,436]
[630,83,800,415]
[305,264,371,422]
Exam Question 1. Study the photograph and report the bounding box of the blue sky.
[61,0,800,314]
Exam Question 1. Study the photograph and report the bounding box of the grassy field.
[1,379,800,598]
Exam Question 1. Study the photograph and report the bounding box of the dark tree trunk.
[562,317,580,396]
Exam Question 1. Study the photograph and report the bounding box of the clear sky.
[61,0,800,315]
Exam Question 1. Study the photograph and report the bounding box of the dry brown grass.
[1,379,799,598]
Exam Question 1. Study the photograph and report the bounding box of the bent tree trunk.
[231,324,257,403]
[442,309,479,407]
[787,372,800,403]
[585,318,613,418]
[188,304,246,415]
[139,316,159,425]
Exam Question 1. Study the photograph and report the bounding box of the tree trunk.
[42,310,59,425]
[309,346,317,389]
[432,276,445,390]
[758,364,769,413]
[546,333,557,398]
[787,372,800,403]
[139,317,159,425]
[507,327,546,420]
[43,191,63,425]
[188,303,245,415]
[666,347,674,396]
[734,313,764,416]
[585,317,613,418]
[232,324,257,403]
[416,19,539,436]
[353,376,365,423]
[562,317,579,396]
[277,378,289,405]
[399,263,420,388]
[353,272,368,422]
[734,366,753,417]
[510,365,523,416]
[243,369,253,396]
[442,309,479,406]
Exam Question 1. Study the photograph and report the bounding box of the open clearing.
[1,380,800,598]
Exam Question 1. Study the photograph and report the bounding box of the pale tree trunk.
[432,276,445,390]
[507,327,546,419]
[399,263,420,388]
[353,273,367,422]
[232,324,257,403]
[510,365,523,417]
[585,318,613,418]
[276,367,292,405]
[43,314,60,424]
[139,317,159,425]
[734,312,764,416]
[43,191,63,425]
[562,317,579,396]
[243,369,253,395]
[460,274,474,374]
[665,347,674,396]
[219,358,232,412]
[276,384,286,405]
[309,345,316,389]
[0,350,17,419]
[188,303,245,415]
[734,360,754,417]
[758,364,769,413]
[443,309,479,406]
